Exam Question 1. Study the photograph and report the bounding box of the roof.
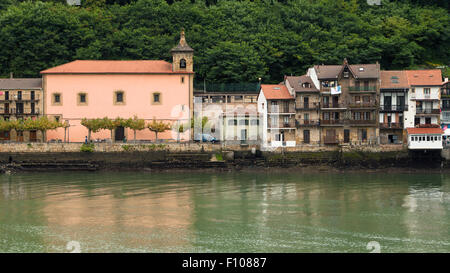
[406,128,443,135]
[41,60,193,74]
[405,70,442,86]
[314,62,380,80]
[261,84,293,100]
[170,29,194,53]
[286,75,318,92]
[0,78,42,89]
[380,70,409,89]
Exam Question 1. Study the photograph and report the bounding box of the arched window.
[180,59,186,69]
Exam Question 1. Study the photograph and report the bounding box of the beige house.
[285,75,321,144]
[0,77,43,142]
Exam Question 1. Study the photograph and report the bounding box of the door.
[397,95,405,110]
[304,97,309,109]
[29,131,37,142]
[425,117,431,125]
[115,126,125,141]
[240,129,247,143]
[384,96,391,111]
[344,129,350,143]
[303,130,310,144]
[17,131,24,142]
[4,103,9,114]
[332,96,339,108]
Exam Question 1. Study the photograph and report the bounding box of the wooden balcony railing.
[321,103,345,109]
[295,120,320,127]
[380,122,403,129]
[320,119,343,125]
[380,105,408,111]
[348,102,377,108]
[416,108,440,115]
[348,86,377,92]
[349,119,377,125]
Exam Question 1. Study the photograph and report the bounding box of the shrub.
[80,143,95,153]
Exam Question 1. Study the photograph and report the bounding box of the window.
[78,93,87,105]
[354,112,361,120]
[114,91,125,105]
[152,92,161,104]
[54,116,61,123]
[52,93,62,105]
[424,88,431,95]
[181,76,185,84]
[239,119,249,126]
[250,119,259,126]
[234,96,243,101]
[364,112,371,120]
[180,59,186,69]
[117,92,123,102]
[304,113,309,121]
[411,88,415,93]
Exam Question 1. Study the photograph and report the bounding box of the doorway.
[114,126,125,141]
[29,130,37,142]
[344,129,350,143]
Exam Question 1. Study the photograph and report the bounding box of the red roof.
[41,60,193,74]
[406,128,443,135]
[261,84,293,100]
[405,70,442,86]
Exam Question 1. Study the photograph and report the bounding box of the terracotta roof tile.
[380,71,409,89]
[261,84,293,100]
[41,60,193,74]
[407,128,443,134]
[405,70,442,86]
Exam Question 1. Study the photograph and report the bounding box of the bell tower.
[170,28,194,72]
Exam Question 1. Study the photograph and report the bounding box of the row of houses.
[195,59,447,150]
[0,29,448,150]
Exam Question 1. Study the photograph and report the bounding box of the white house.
[404,70,442,128]
[407,128,443,150]
[257,84,296,148]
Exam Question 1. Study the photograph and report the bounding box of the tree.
[81,118,103,141]
[126,115,145,142]
[147,118,171,142]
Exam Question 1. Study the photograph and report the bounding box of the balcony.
[348,86,377,92]
[1,108,40,115]
[380,122,404,129]
[349,119,377,125]
[295,103,319,110]
[268,106,295,114]
[321,103,346,109]
[324,135,338,144]
[296,119,320,127]
[268,119,295,129]
[416,108,440,115]
[0,94,40,101]
[320,119,343,125]
[348,102,377,109]
[380,105,408,112]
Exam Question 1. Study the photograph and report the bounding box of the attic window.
[302,83,311,88]
[391,76,399,83]
[273,87,280,90]
[359,67,364,71]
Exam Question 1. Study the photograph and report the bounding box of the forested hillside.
[0,0,448,83]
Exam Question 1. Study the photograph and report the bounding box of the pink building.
[41,30,194,142]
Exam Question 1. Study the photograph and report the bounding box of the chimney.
[10,72,13,79]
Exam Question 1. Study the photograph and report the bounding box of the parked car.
[194,133,219,143]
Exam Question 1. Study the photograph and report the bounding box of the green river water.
[0,171,449,253]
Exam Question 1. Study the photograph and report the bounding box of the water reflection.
[0,172,449,252]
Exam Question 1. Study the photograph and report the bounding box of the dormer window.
[180,59,186,69]
[359,67,364,72]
